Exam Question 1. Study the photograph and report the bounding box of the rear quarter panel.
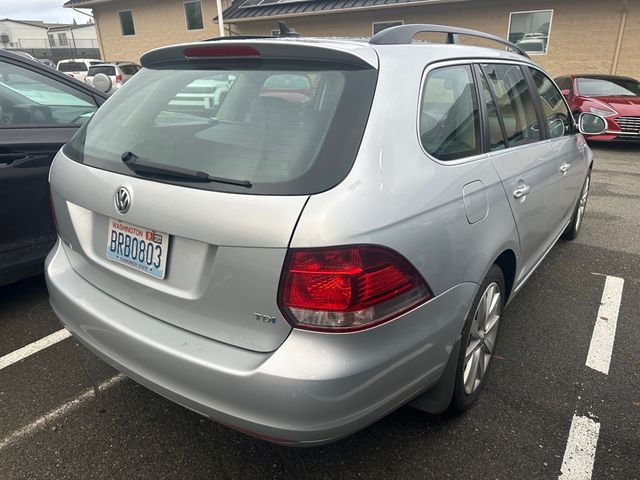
[291,48,520,304]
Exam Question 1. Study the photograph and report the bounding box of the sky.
[0,0,92,24]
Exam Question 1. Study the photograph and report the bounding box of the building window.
[48,34,56,47]
[57,33,69,45]
[508,10,553,55]
[184,1,204,30]
[372,21,403,36]
[119,10,136,36]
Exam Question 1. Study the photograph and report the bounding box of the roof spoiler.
[369,24,530,58]
[140,41,376,69]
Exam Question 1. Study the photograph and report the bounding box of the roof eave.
[220,0,471,23]
[63,0,116,8]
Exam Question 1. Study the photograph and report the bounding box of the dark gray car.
[46,25,605,445]
[0,49,107,286]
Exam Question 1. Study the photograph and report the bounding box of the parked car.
[0,49,108,287]
[7,50,37,61]
[46,24,605,445]
[84,62,141,95]
[56,58,103,82]
[37,58,56,69]
[555,74,640,141]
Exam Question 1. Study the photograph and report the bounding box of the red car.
[555,74,640,141]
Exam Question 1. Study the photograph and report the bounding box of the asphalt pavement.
[0,143,638,480]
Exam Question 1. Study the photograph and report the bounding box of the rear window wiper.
[121,151,252,188]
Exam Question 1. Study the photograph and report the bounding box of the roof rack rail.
[369,24,530,58]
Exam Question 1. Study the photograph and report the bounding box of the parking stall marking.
[0,329,71,371]
[585,275,624,375]
[0,374,125,451]
[558,274,627,480]
[558,415,601,480]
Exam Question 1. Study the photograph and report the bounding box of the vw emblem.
[114,186,131,214]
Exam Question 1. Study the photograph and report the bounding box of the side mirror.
[92,73,112,94]
[578,113,607,136]
[560,89,571,97]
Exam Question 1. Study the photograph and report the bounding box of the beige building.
[64,0,639,79]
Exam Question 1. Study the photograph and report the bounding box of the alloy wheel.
[463,282,501,395]
[575,175,590,231]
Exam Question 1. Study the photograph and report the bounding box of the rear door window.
[64,62,377,195]
[58,62,88,72]
[477,68,507,151]
[529,68,573,139]
[481,63,542,148]
[88,65,116,76]
[419,64,481,161]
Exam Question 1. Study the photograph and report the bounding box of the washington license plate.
[106,219,170,279]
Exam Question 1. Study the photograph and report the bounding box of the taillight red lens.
[183,46,261,58]
[115,74,123,82]
[278,245,432,332]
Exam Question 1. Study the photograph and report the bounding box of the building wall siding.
[93,0,228,62]
[90,0,639,79]
[230,0,639,78]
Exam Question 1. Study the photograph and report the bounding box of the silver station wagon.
[46,25,606,445]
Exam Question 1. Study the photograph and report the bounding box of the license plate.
[106,219,170,279]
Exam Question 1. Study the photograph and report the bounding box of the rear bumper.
[46,240,476,445]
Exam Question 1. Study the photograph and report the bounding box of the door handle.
[513,184,530,199]
[0,152,28,167]
[559,163,570,174]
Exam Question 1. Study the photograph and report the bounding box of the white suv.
[56,58,103,82]
[84,62,141,94]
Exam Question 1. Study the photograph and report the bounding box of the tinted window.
[58,62,87,72]
[119,10,135,36]
[64,64,377,195]
[576,77,640,97]
[0,61,97,126]
[479,72,506,151]
[184,1,204,30]
[88,65,116,76]
[119,65,137,75]
[482,64,541,148]
[529,68,573,139]
[420,65,481,161]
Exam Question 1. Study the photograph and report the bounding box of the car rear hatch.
[50,40,378,352]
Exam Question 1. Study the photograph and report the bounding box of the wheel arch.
[494,249,517,302]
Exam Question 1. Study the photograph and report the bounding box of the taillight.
[183,46,261,58]
[115,74,123,82]
[278,245,432,332]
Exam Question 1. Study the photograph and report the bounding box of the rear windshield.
[64,61,377,195]
[88,65,116,76]
[59,62,88,72]
[119,64,139,75]
[577,77,640,97]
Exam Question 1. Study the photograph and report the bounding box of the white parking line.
[0,329,71,371]
[585,275,624,375]
[559,415,601,480]
[0,374,125,451]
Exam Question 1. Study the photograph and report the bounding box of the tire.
[450,264,505,413]
[562,170,591,241]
